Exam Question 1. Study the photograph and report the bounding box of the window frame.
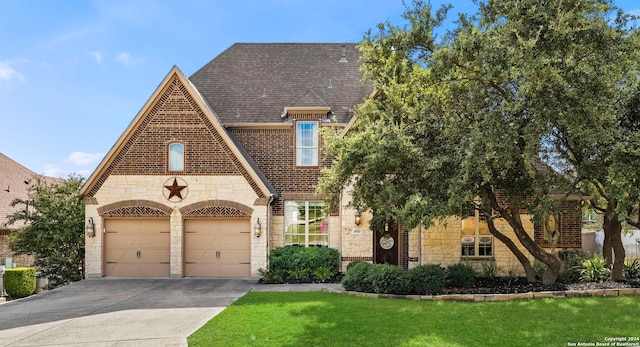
[295,121,319,167]
[461,204,493,258]
[284,201,329,247]
[168,142,185,172]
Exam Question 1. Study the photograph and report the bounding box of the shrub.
[4,267,36,298]
[532,261,547,282]
[446,263,475,288]
[577,254,611,283]
[266,246,339,282]
[257,268,285,284]
[558,250,589,283]
[623,259,640,281]
[409,264,446,295]
[481,259,499,278]
[341,261,375,292]
[365,264,412,294]
[313,266,334,283]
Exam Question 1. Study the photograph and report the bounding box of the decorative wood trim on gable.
[180,200,253,218]
[98,200,172,218]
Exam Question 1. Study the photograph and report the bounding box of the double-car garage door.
[104,218,250,277]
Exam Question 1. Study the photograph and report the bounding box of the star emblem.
[164,178,187,200]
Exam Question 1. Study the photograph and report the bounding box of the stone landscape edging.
[324,287,640,302]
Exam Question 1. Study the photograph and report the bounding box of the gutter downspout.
[266,194,275,269]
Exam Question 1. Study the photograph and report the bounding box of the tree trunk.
[501,209,562,285]
[603,207,625,281]
[487,220,536,282]
[484,188,561,284]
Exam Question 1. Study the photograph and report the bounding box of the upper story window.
[168,143,184,171]
[296,121,318,166]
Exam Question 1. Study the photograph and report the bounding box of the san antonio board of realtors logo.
[163,177,188,202]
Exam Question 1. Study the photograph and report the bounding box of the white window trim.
[168,142,184,171]
[295,121,319,166]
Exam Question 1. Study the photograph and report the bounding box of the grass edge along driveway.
[189,291,640,347]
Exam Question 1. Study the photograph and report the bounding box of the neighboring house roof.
[80,66,277,199]
[0,153,38,230]
[189,43,372,124]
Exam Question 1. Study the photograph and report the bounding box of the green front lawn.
[188,292,640,347]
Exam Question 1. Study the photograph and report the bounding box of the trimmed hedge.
[409,264,446,295]
[4,267,37,298]
[263,246,340,282]
[446,263,476,288]
[341,262,447,295]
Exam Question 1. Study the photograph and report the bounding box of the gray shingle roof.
[189,43,372,124]
[0,153,36,230]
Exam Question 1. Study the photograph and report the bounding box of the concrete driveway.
[0,278,257,346]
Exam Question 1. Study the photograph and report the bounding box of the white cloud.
[43,164,69,178]
[116,52,132,65]
[68,152,104,166]
[88,51,103,63]
[0,61,25,84]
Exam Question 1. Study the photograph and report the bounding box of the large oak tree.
[319,0,640,284]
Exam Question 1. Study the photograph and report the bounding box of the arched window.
[168,143,184,171]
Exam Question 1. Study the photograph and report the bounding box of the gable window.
[296,121,318,166]
[285,201,328,246]
[461,204,493,257]
[168,143,184,171]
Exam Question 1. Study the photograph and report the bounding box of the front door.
[374,219,399,265]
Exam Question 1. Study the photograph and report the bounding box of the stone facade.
[85,175,268,278]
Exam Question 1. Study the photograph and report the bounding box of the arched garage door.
[184,218,251,277]
[104,218,170,277]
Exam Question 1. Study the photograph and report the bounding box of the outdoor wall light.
[86,217,96,238]
[354,211,361,226]
[254,218,262,237]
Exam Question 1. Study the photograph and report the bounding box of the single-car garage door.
[104,218,170,277]
[184,218,250,277]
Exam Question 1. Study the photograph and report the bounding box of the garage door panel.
[220,249,250,264]
[104,219,170,277]
[105,262,138,277]
[105,248,139,263]
[219,233,250,250]
[137,263,170,277]
[184,219,250,278]
[218,264,251,277]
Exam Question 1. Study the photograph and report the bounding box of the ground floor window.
[285,201,328,246]
[461,204,493,257]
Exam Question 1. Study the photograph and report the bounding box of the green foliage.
[257,268,285,284]
[481,259,500,278]
[266,246,339,282]
[365,264,412,295]
[312,266,334,283]
[446,263,476,288]
[7,175,85,288]
[532,261,548,282]
[3,267,36,298]
[409,264,446,295]
[317,0,640,285]
[623,259,640,281]
[557,250,590,283]
[341,261,375,292]
[577,254,611,283]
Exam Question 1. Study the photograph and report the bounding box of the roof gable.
[80,66,276,199]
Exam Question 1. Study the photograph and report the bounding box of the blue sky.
[1,0,639,178]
